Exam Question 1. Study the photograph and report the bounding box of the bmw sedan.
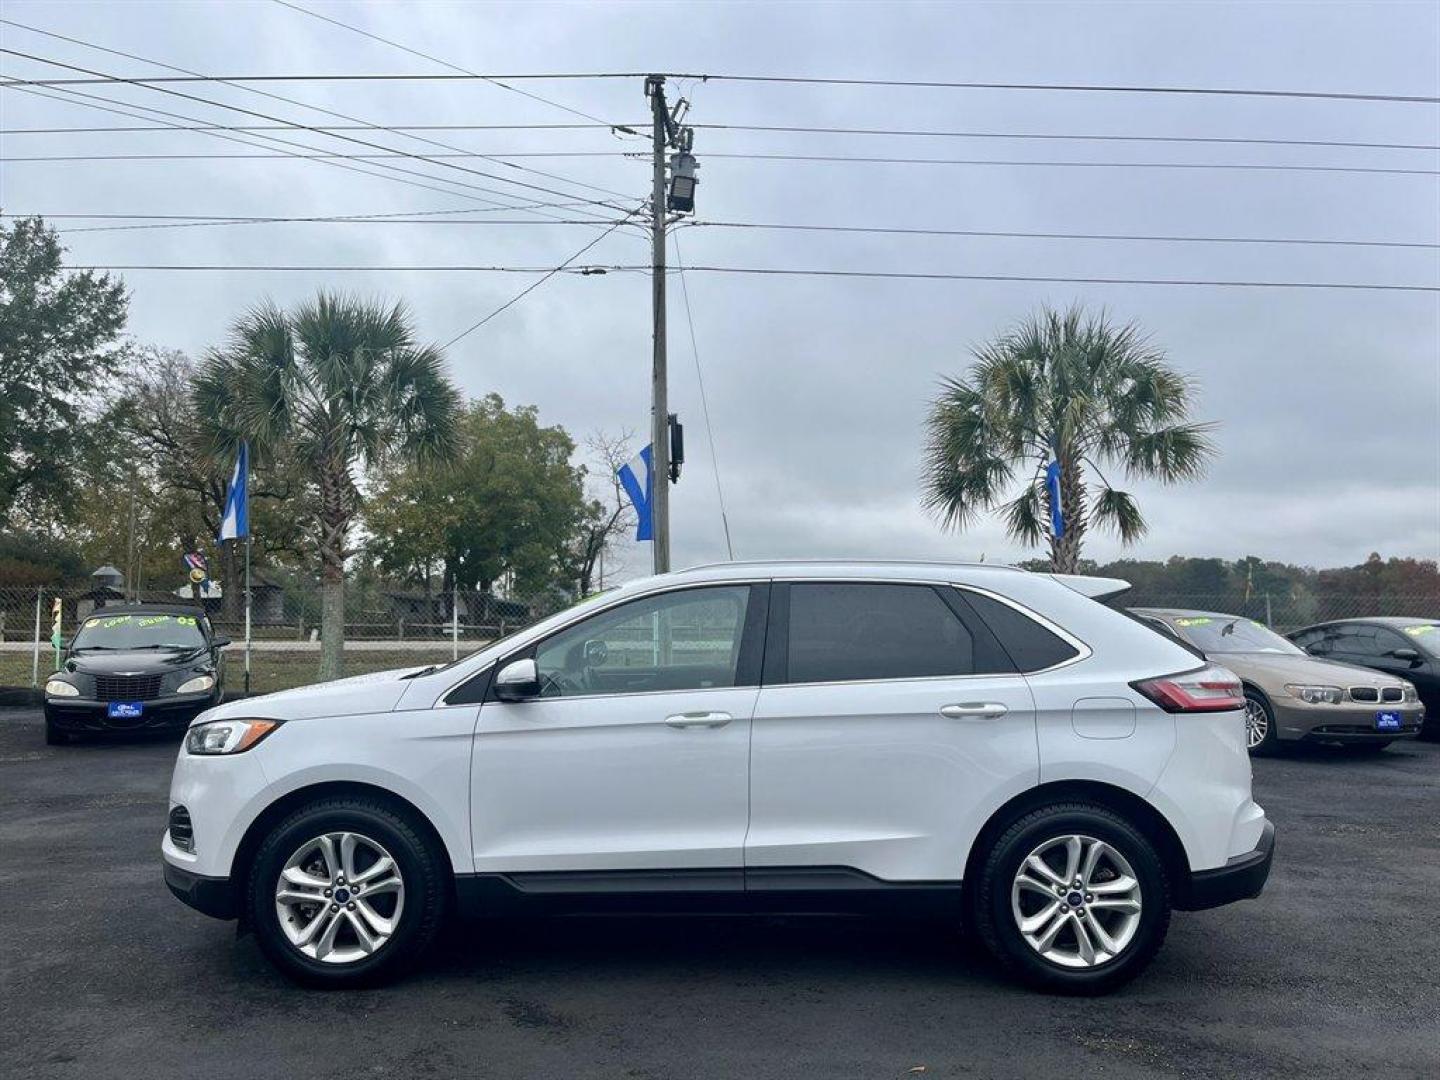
[1132,608,1422,754]
[43,604,228,744]
[1289,618,1438,739]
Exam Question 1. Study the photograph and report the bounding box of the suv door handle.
[665,711,733,729]
[940,703,1008,720]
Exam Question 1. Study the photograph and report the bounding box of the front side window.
[534,586,751,697]
[784,583,994,683]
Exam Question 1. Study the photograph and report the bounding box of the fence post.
[31,586,43,687]
[451,583,460,661]
[1265,592,1273,628]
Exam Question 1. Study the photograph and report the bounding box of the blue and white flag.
[1044,458,1065,540]
[218,441,249,541]
[617,444,653,542]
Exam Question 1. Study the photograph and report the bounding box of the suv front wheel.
[247,796,447,987]
[970,803,1171,994]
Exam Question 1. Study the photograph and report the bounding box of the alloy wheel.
[1010,834,1143,969]
[274,831,405,964]
[1244,698,1269,749]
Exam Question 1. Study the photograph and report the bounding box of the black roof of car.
[84,603,210,620]
[1290,616,1439,630]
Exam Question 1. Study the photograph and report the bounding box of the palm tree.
[200,292,460,679]
[922,304,1215,573]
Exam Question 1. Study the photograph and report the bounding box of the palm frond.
[1089,485,1147,542]
[1124,421,1217,482]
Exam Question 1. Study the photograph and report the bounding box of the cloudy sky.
[3,0,1437,578]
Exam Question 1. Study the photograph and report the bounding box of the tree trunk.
[1047,457,1088,574]
[319,561,344,681]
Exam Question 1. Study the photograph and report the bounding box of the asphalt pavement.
[1,707,1436,1080]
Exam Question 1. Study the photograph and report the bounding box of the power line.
[691,123,1440,153]
[14,208,1430,249]
[0,47,639,215]
[10,148,1435,177]
[664,72,1440,105]
[63,262,1440,292]
[441,210,645,348]
[0,20,636,205]
[9,121,1432,152]
[6,65,1433,103]
[271,0,633,132]
[672,232,734,561]
[690,220,1440,251]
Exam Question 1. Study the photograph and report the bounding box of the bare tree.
[571,430,637,595]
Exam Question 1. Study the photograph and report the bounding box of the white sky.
[2,0,1437,578]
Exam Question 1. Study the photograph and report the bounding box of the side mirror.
[494,657,541,702]
[1391,647,1421,663]
[212,635,232,648]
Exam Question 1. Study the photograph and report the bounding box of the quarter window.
[533,586,752,697]
[961,590,1080,672]
[783,583,1002,683]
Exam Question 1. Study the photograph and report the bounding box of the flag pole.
[243,533,252,696]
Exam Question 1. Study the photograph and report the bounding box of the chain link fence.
[3,582,1437,694]
[0,583,570,694]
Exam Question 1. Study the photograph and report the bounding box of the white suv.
[162,561,1273,993]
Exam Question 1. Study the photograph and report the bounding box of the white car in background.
[162,560,1273,994]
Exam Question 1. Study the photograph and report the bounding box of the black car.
[1289,617,1439,739]
[43,604,229,744]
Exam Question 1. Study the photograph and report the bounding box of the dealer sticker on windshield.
[1375,711,1402,732]
[107,702,144,719]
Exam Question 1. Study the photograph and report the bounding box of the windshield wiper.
[1220,619,1237,637]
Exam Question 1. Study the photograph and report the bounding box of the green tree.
[365,394,589,601]
[922,304,1216,572]
[204,293,460,678]
[0,216,129,526]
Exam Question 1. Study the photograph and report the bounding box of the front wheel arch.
[230,781,454,925]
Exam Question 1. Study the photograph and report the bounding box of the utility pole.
[647,74,671,574]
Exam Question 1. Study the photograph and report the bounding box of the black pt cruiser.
[42,604,229,744]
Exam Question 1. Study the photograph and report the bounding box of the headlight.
[185,718,279,755]
[176,674,216,694]
[1402,684,1420,703]
[1285,684,1343,704]
[44,679,79,698]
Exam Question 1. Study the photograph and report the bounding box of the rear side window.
[960,590,1080,672]
[783,582,1009,683]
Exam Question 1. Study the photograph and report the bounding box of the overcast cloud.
[2,0,1437,579]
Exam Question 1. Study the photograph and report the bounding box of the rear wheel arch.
[230,781,454,919]
[965,780,1189,900]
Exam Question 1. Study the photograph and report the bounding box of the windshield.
[72,612,207,651]
[1400,623,1440,655]
[1168,615,1303,656]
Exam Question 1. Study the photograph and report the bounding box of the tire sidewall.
[979,805,1170,994]
[1244,690,1279,756]
[247,801,441,987]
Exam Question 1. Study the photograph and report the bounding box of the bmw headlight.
[1402,683,1419,703]
[185,718,279,755]
[1285,684,1343,705]
[44,678,79,698]
[176,674,216,694]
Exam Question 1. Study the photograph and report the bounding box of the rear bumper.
[163,860,237,920]
[1178,820,1275,911]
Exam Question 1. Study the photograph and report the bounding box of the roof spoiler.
[1048,574,1132,603]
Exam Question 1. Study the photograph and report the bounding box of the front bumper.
[45,692,218,732]
[164,860,238,920]
[1178,820,1275,911]
[1271,698,1423,743]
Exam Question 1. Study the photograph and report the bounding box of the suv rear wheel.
[247,796,447,987]
[971,803,1171,994]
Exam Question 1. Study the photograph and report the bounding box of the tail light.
[1132,664,1244,713]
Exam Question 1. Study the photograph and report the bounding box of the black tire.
[1244,690,1280,757]
[246,796,447,988]
[43,715,68,746]
[969,802,1171,995]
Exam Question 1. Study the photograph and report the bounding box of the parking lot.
[1,707,1436,1080]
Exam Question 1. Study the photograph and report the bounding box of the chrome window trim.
[436,579,767,705]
